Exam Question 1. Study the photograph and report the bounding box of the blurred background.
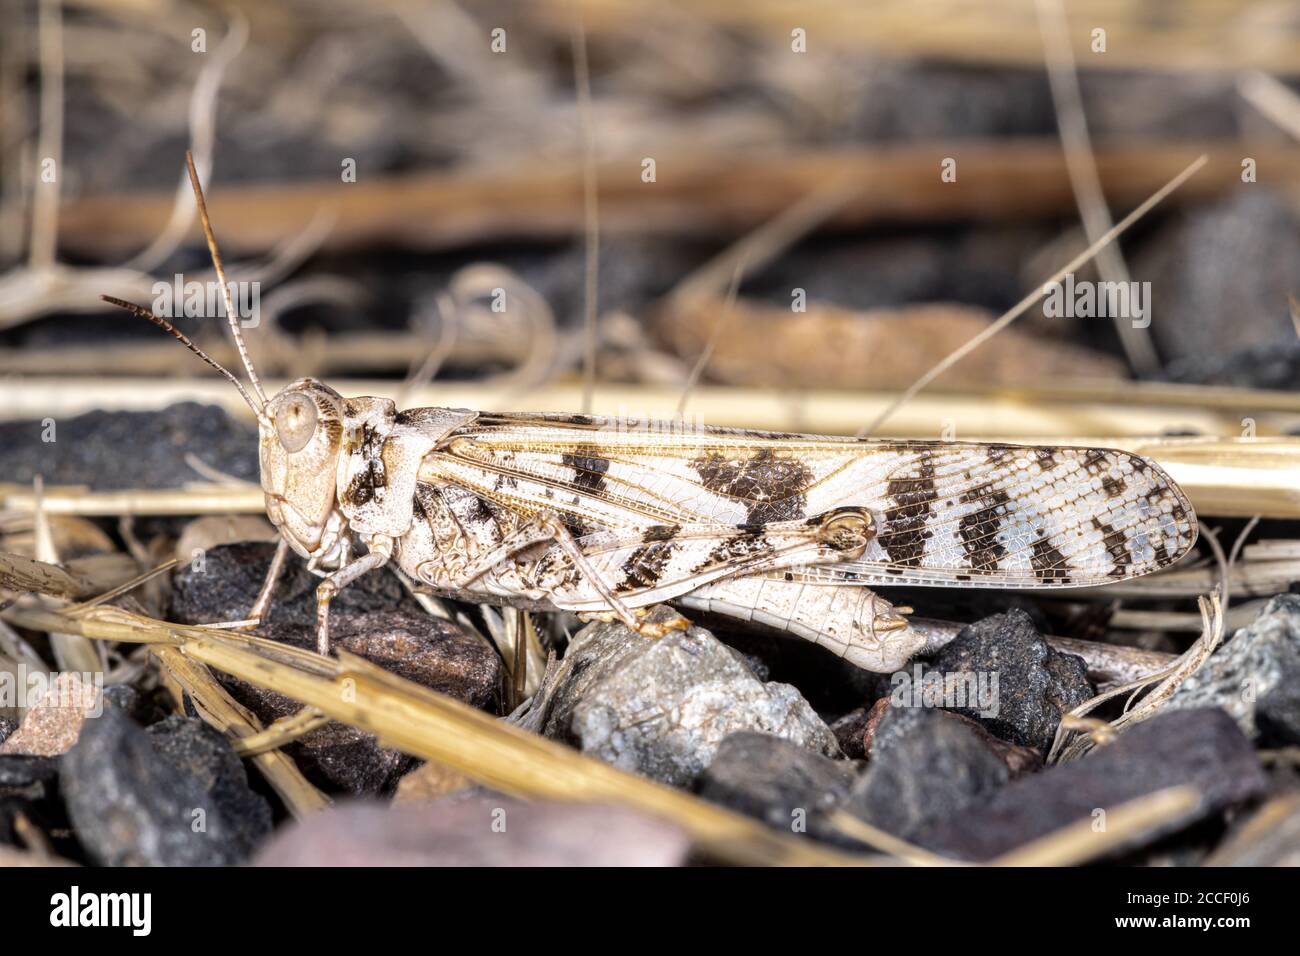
[2,0,1300,437]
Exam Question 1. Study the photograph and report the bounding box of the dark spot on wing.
[691,448,812,523]
[958,485,1008,572]
[1030,535,1073,584]
[1101,473,1127,498]
[1083,448,1109,471]
[881,454,937,568]
[1092,517,1132,579]
[644,524,680,542]
[1033,448,1058,470]
[985,444,1014,465]
[546,413,599,426]
[562,446,610,494]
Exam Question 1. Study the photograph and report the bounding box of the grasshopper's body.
[105,154,1199,674]
[253,378,1196,672]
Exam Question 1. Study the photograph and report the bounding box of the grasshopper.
[102,154,1197,673]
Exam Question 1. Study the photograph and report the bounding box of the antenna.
[184,150,269,407]
[100,295,266,418]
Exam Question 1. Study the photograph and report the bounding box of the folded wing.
[420,413,1197,589]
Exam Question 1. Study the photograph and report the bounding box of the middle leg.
[450,511,687,638]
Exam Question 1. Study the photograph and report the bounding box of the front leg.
[244,536,291,627]
[315,535,393,655]
[205,536,292,632]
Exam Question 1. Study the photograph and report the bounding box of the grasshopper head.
[102,154,353,561]
[259,378,347,557]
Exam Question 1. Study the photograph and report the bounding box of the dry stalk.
[988,786,1202,866]
[1048,592,1226,763]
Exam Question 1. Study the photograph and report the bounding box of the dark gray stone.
[844,63,1054,142]
[172,540,422,632]
[0,402,258,490]
[1166,594,1300,742]
[1166,335,1300,391]
[926,609,1092,750]
[145,716,273,853]
[61,707,272,865]
[0,755,58,795]
[830,707,872,760]
[172,541,502,794]
[920,708,1268,861]
[1135,190,1300,373]
[1080,71,1243,140]
[845,706,1009,841]
[1257,649,1300,746]
[532,607,839,787]
[0,753,60,845]
[697,731,855,837]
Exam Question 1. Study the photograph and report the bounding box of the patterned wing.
[418,412,1197,588]
[779,443,1198,588]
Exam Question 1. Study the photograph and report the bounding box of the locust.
[102,154,1198,674]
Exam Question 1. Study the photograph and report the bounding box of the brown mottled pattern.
[691,448,812,523]
[527,548,582,591]
[619,540,676,591]
[458,492,498,528]
[342,422,388,507]
[691,530,773,575]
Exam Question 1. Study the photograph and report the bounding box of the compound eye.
[275,393,318,453]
